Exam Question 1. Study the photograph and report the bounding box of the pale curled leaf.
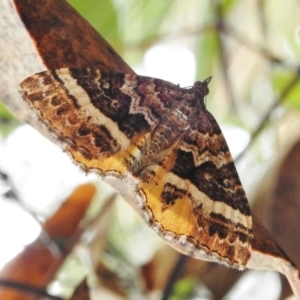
[272,140,300,298]
[0,0,44,130]
[247,216,300,298]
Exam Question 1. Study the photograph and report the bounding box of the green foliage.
[68,0,120,47]
[220,0,239,14]
[0,101,13,120]
[0,101,19,137]
[273,70,300,109]
[169,277,203,300]
[196,31,219,82]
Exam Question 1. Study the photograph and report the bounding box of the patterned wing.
[21,69,252,268]
[20,68,180,176]
[138,106,252,268]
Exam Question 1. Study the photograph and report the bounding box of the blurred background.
[0,0,300,299]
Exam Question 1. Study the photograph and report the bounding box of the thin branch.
[235,68,300,162]
[256,0,268,37]
[127,24,215,52]
[161,254,188,300]
[0,170,63,257]
[0,280,64,300]
[222,24,283,64]
[213,0,238,113]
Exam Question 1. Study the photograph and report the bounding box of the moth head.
[193,76,212,97]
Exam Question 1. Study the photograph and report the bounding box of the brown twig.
[0,280,64,300]
[161,254,188,300]
[235,67,300,162]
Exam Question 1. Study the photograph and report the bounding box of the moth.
[20,68,253,269]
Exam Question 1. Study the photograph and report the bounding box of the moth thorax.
[147,124,183,158]
[173,101,198,122]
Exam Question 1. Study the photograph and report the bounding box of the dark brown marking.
[51,96,62,106]
[77,124,91,136]
[172,149,251,216]
[93,124,120,153]
[161,182,187,206]
[56,103,71,115]
[209,222,228,239]
[27,91,44,102]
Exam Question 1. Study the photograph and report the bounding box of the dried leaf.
[69,279,90,300]
[0,183,96,300]
[94,262,127,298]
[13,0,133,73]
[247,216,300,297]
[272,140,300,298]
